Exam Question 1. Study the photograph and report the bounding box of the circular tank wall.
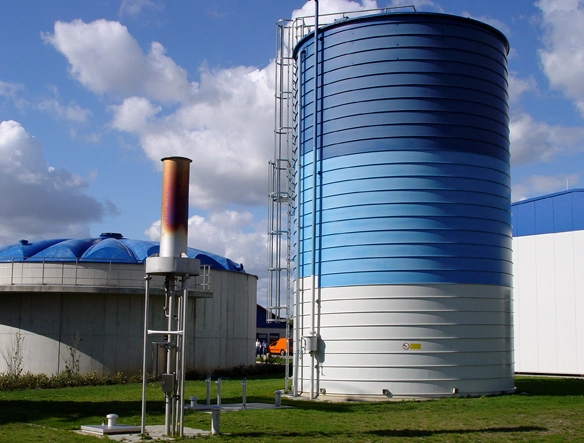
[293,12,513,398]
[0,235,256,376]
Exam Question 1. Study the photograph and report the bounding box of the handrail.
[292,6,417,40]
[0,259,212,291]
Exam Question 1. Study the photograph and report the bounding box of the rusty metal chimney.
[159,156,191,258]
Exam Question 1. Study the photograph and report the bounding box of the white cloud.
[510,112,584,165]
[37,98,92,122]
[508,72,537,104]
[292,0,380,24]
[537,0,584,116]
[68,129,101,143]
[110,64,274,210]
[118,0,161,18]
[0,81,23,100]
[110,96,161,133]
[291,0,442,25]
[461,12,510,36]
[512,173,579,201]
[1,81,92,122]
[0,120,115,243]
[42,19,191,103]
[0,81,28,111]
[389,0,441,12]
[145,210,267,290]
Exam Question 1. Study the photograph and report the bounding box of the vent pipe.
[159,156,192,258]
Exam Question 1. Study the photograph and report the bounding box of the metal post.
[211,408,220,435]
[293,49,306,398]
[206,376,211,406]
[216,379,222,407]
[241,378,247,410]
[275,390,282,407]
[141,277,151,435]
[310,0,320,401]
[164,277,174,436]
[178,275,189,437]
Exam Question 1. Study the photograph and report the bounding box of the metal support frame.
[141,258,200,438]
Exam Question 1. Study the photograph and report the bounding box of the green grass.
[0,376,583,442]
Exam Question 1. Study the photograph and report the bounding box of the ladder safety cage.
[267,18,301,325]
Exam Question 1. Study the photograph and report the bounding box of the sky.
[1,0,584,306]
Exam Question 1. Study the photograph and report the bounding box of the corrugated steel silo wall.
[293,13,513,397]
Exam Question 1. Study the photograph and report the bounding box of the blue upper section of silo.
[0,233,245,272]
[294,12,512,288]
[512,188,584,237]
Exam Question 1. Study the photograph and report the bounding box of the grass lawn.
[0,376,583,442]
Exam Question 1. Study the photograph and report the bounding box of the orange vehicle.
[268,338,293,356]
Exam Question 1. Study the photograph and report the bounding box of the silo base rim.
[288,388,517,402]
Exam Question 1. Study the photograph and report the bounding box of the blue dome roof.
[0,233,244,272]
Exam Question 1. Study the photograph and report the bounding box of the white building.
[512,189,584,375]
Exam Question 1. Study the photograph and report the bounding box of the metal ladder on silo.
[267,17,311,392]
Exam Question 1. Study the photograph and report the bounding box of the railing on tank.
[197,264,211,293]
[0,258,212,293]
[289,5,416,39]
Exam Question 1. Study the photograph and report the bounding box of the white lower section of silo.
[294,281,514,398]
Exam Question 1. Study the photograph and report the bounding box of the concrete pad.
[80,423,141,435]
[78,425,210,441]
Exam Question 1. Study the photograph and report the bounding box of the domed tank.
[293,12,513,398]
[0,234,254,376]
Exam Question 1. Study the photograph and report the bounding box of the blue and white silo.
[293,12,513,398]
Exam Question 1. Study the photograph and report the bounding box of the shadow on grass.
[366,426,547,437]
[515,376,584,396]
[223,425,547,440]
[0,399,151,427]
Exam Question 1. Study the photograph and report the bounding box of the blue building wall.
[512,189,584,237]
